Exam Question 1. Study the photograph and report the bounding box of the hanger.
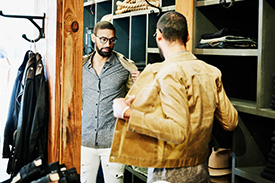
[30,40,37,53]
[0,10,46,42]
[145,0,162,16]
[220,0,235,9]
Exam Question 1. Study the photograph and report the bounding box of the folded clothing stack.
[2,156,80,183]
[260,131,275,182]
[197,28,257,49]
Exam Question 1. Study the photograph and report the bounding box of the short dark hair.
[157,11,188,45]
[94,21,116,34]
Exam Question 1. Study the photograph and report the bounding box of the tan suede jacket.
[110,51,238,168]
[83,51,138,91]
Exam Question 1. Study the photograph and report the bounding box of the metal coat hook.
[145,0,162,16]
[220,0,235,9]
[0,11,46,42]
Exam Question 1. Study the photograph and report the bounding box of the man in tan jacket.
[111,12,238,183]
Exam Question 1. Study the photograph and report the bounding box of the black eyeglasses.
[95,34,118,44]
[153,29,162,38]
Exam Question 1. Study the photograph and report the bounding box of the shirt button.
[95,116,97,118]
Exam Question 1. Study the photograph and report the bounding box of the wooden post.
[59,0,83,172]
[176,0,194,52]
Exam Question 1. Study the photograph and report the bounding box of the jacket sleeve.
[127,66,189,144]
[214,79,238,131]
[113,51,138,91]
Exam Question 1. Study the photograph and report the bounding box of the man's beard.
[96,45,113,57]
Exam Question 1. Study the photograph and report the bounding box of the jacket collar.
[151,51,197,74]
[165,51,197,63]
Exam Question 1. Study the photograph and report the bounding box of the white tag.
[34,159,42,166]
[50,172,60,181]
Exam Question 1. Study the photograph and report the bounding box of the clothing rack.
[0,11,46,42]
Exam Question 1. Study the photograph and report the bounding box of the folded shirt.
[199,35,257,45]
[197,40,257,49]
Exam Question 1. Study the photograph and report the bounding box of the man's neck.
[91,52,111,75]
[93,52,110,63]
[163,43,187,59]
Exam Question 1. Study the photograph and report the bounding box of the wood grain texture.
[176,0,194,52]
[59,0,83,172]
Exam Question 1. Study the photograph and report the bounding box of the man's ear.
[187,33,190,42]
[157,29,162,42]
[91,33,96,43]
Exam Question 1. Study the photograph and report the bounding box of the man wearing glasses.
[81,20,139,183]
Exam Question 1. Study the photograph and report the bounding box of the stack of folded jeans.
[1,156,80,183]
[260,131,275,181]
[271,72,275,110]
[197,28,257,49]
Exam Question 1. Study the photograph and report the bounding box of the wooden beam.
[176,0,194,52]
[59,0,83,172]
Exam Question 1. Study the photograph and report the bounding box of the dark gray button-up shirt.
[82,52,130,148]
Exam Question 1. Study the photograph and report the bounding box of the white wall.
[0,0,36,180]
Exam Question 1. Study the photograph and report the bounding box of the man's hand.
[113,95,135,120]
[131,71,141,82]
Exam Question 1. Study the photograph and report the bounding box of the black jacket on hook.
[2,50,49,176]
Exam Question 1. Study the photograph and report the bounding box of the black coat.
[2,51,49,176]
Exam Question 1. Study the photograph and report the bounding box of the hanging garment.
[2,51,32,159]
[2,50,49,176]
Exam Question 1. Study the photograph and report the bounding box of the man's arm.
[214,79,238,131]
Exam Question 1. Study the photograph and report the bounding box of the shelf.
[160,5,176,11]
[258,108,275,119]
[230,98,275,119]
[147,48,159,53]
[84,0,109,6]
[230,98,257,114]
[193,48,258,56]
[234,167,275,183]
[196,0,245,7]
[125,166,147,182]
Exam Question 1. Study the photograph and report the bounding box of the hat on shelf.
[210,174,231,183]
[100,14,113,22]
[208,147,232,176]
